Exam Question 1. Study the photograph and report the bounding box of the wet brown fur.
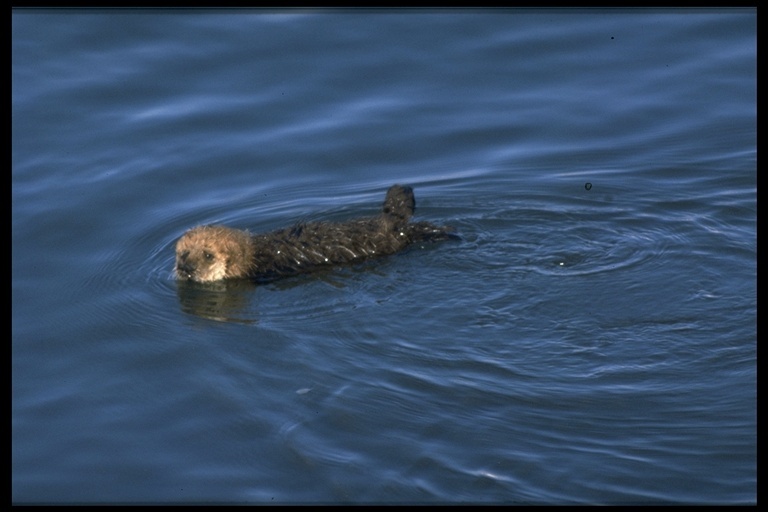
[175,185,455,283]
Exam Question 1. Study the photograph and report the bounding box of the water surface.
[12,9,755,504]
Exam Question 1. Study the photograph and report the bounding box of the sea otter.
[175,185,456,283]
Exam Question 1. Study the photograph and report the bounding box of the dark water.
[12,9,755,504]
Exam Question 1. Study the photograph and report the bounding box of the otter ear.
[221,237,247,276]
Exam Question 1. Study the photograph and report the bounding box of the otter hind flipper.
[381,184,416,222]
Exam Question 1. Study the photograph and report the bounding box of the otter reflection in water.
[175,185,457,283]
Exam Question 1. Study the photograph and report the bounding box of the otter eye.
[204,251,214,260]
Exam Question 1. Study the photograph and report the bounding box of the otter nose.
[176,254,196,278]
[177,261,196,274]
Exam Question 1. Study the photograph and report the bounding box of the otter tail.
[406,221,461,243]
[381,184,415,223]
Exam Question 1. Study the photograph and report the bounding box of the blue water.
[12,9,755,504]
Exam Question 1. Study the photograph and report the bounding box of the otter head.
[175,225,254,282]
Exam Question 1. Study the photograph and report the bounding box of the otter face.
[175,225,252,282]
